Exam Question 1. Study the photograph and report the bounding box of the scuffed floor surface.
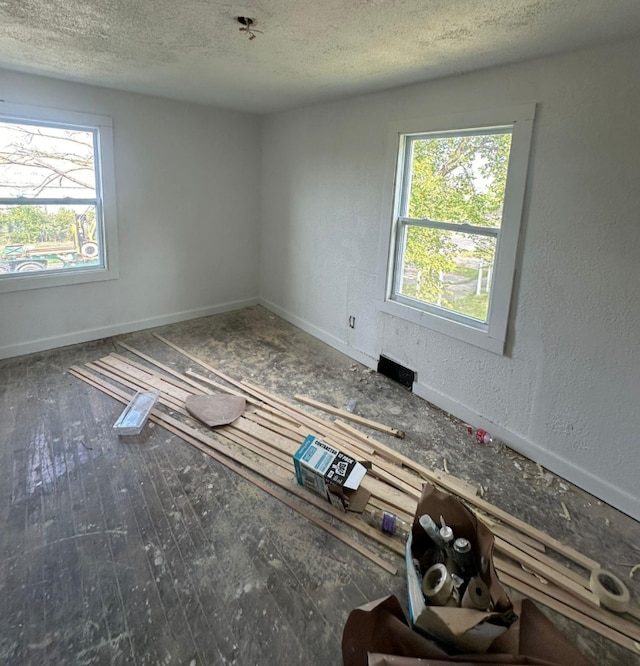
[0,306,638,665]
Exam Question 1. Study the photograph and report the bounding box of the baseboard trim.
[0,297,259,360]
[413,380,640,521]
[259,298,377,370]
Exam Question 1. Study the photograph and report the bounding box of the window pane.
[0,204,101,274]
[0,122,96,199]
[399,227,496,323]
[406,131,511,227]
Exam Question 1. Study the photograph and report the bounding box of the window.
[0,102,118,293]
[379,105,535,353]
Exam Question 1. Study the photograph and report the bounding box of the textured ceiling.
[0,0,639,114]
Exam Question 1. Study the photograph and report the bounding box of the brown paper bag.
[342,594,594,666]
[406,484,515,652]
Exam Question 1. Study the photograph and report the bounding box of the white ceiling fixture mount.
[236,16,261,41]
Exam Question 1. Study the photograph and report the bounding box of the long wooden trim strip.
[498,571,640,655]
[495,557,640,643]
[242,379,354,443]
[334,420,478,497]
[625,606,640,623]
[243,411,305,442]
[293,394,405,439]
[117,341,216,394]
[183,369,265,407]
[154,334,261,396]
[465,496,599,572]
[480,515,546,553]
[367,465,422,500]
[255,406,303,428]
[108,351,204,396]
[90,358,188,409]
[334,419,402,454]
[86,361,189,416]
[97,357,193,404]
[223,428,293,473]
[495,539,599,607]
[493,535,589,589]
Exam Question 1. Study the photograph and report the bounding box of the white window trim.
[376,104,536,354]
[0,101,119,294]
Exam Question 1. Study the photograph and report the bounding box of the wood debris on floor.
[67,333,640,659]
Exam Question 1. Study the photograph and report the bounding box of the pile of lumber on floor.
[69,334,640,656]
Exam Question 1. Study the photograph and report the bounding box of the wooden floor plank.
[149,442,240,662]
[120,436,205,663]
[42,376,83,665]
[140,441,231,664]
[59,413,113,666]
[0,365,29,664]
[106,440,195,665]
[74,386,137,665]
[21,384,49,666]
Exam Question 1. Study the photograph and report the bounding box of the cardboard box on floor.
[293,435,370,511]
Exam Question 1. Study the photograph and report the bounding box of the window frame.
[0,101,119,293]
[377,104,536,354]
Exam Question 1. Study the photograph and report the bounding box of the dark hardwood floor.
[1,306,638,665]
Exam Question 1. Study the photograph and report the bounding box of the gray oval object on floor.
[185,394,246,427]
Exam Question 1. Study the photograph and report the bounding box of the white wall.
[0,70,261,358]
[259,38,640,520]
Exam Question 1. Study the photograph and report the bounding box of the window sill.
[377,298,506,354]
[0,264,119,294]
